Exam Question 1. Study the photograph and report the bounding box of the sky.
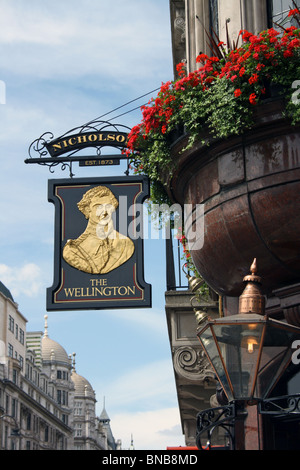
[0,0,187,450]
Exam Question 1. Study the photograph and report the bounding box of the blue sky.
[0,0,186,450]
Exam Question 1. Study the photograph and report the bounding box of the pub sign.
[47,175,152,311]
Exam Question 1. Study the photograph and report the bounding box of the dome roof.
[41,315,70,364]
[42,336,70,364]
[71,371,95,398]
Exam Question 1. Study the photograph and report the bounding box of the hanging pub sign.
[47,176,152,311]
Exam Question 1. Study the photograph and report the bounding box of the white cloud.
[0,0,172,83]
[0,3,77,46]
[108,308,167,335]
[110,408,185,450]
[0,263,43,298]
[96,359,177,415]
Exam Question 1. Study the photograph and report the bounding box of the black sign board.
[45,131,128,157]
[47,176,151,311]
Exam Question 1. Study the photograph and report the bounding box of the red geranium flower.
[288,8,300,16]
[249,93,257,105]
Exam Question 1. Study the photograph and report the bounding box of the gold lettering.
[64,288,74,297]
[98,134,107,142]
[88,134,98,142]
[80,287,94,297]
[63,284,135,298]
[103,287,112,296]
[90,279,108,286]
[127,286,136,295]
[77,135,88,144]
[95,287,103,296]
[68,137,77,146]
[52,143,62,152]
[118,286,127,296]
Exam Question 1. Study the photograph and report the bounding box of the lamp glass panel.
[199,326,234,402]
[213,323,265,400]
[255,322,300,399]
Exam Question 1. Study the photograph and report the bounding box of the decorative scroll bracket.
[25,120,131,177]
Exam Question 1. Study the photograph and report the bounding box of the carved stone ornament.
[174,16,186,42]
[173,346,214,382]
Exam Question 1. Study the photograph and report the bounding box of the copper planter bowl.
[168,99,300,297]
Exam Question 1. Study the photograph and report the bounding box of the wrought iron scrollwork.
[26,120,131,177]
[28,131,76,176]
[196,404,236,450]
[258,394,300,417]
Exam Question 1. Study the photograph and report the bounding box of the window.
[62,414,68,425]
[75,423,82,437]
[11,398,17,418]
[8,316,14,333]
[57,370,68,380]
[8,343,13,357]
[12,368,18,385]
[268,0,300,27]
[19,329,24,345]
[26,413,31,431]
[63,390,68,406]
[209,0,219,37]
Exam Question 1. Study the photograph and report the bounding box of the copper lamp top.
[239,259,265,315]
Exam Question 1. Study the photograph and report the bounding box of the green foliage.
[124,10,300,205]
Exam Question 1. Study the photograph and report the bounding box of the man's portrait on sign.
[47,176,151,311]
[63,186,135,274]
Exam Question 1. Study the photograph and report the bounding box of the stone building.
[167,0,300,448]
[170,0,298,76]
[0,281,119,450]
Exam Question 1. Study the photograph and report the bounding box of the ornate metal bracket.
[195,394,300,451]
[258,394,300,417]
[196,403,236,450]
[25,120,131,177]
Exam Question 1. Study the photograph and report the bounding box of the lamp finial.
[251,258,257,274]
[239,259,265,315]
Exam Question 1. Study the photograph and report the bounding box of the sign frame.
[46,175,152,311]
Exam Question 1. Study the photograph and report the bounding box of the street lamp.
[197,259,300,404]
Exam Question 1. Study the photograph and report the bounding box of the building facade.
[170,0,299,76]
[167,0,300,449]
[0,282,119,450]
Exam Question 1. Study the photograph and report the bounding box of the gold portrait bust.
[62,185,135,274]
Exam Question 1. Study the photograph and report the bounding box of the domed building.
[40,316,119,450]
[0,291,120,450]
[41,316,74,430]
[71,354,119,450]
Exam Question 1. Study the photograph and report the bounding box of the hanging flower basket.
[124,8,300,296]
[168,95,300,296]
